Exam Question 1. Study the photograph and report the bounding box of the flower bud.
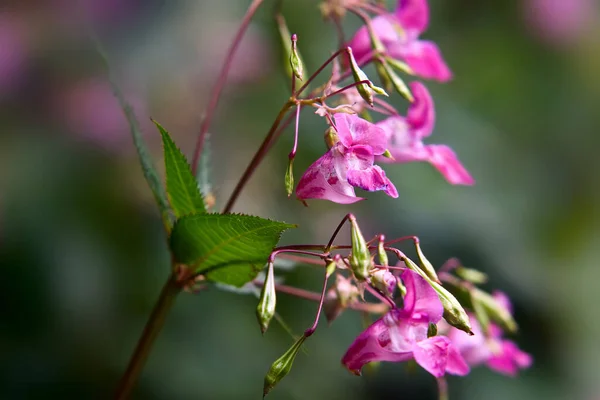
[370,269,396,297]
[414,240,441,284]
[472,288,517,333]
[377,236,388,267]
[382,60,414,102]
[349,215,373,281]
[256,261,276,334]
[324,126,339,149]
[284,158,294,197]
[347,47,388,106]
[290,34,304,81]
[375,60,393,93]
[263,335,307,397]
[455,266,488,284]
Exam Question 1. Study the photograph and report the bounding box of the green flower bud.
[414,240,441,284]
[349,215,373,281]
[455,266,488,284]
[472,288,517,333]
[347,47,374,106]
[275,15,305,87]
[324,126,339,149]
[377,236,388,267]
[285,158,294,197]
[263,335,307,397]
[256,261,276,334]
[290,34,304,81]
[382,60,414,102]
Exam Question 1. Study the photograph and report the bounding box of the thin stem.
[304,268,330,337]
[223,100,294,213]
[279,253,327,266]
[115,275,182,399]
[192,0,265,176]
[365,284,396,308]
[289,103,301,159]
[374,97,399,115]
[326,213,351,252]
[437,377,449,400]
[321,79,372,100]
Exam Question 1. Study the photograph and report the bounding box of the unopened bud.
[377,236,388,267]
[349,215,373,281]
[285,158,294,197]
[382,60,414,102]
[263,335,307,397]
[256,262,277,334]
[290,34,304,81]
[472,288,517,333]
[414,240,441,284]
[455,266,488,284]
[347,47,375,106]
[386,56,414,76]
[370,269,396,297]
[325,260,337,278]
[324,126,339,149]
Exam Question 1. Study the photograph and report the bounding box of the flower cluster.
[287,0,473,205]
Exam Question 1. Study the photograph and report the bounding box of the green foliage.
[170,214,295,287]
[154,121,206,218]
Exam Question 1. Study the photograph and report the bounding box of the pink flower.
[348,0,452,82]
[446,293,532,376]
[377,82,475,185]
[296,114,398,204]
[341,269,469,377]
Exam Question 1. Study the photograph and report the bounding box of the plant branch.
[115,275,182,399]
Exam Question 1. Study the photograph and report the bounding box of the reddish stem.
[192,0,265,176]
[322,79,372,100]
[295,48,348,97]
[326,213,352,252]
[304,268,330,337]
[289,103,301,159]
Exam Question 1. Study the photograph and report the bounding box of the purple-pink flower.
[341,269,469,377]
[348,0,452,82]
[296,113,398,204]
[445,292,532,376]
[377,82,475,185]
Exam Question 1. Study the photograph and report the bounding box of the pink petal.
[446,343,471,376]
[407,81,435,139]
[334,114,388,154]
[400,269,443,323]
[486,340,532,376]
[389,40,452,82]
[412,336,451,377]
[347,165,398,198]
[296,149,362,204]
[448,315,491,366]
[341,310,413,374]
[396,0,429,35]
[424,145,475,185]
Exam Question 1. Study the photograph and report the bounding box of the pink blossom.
[296,114,398,204]
[348,0,452,82]
[342,269,469,377]
[445,293,532,376]
[377,82,475,185]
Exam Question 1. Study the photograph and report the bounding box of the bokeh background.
[2,0,599,399]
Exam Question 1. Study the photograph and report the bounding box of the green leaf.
[91,34,172,230]
[170,213,295,286]
[154,120,206,217]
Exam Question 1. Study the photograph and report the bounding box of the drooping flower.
[445,292,532,376]
[377,82,475,185]
[296,113,398,204]
[348,0,452,82]
[342,269,469,377]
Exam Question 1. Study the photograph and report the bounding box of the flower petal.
[296,149,362,204]
[412,336,450,377]
[407,81,435,139]
[347,15,401,64]
[396,0,429,35]
[401,269,443,323]
[341,310,413,375]
[389,40,452,82]
[346,165,398,198]
[334,114,388,154]
[424,144,475,185]
[486,340,533,376]
[445,343,471,376]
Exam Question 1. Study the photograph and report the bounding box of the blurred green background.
[1,0,599,399]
